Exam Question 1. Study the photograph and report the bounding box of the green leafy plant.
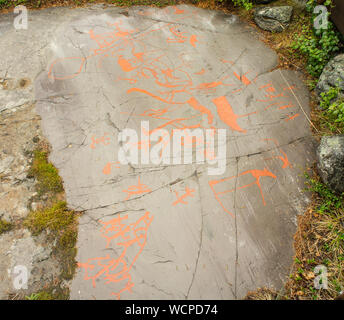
[292,0,341,78]
[319,86,344,132]
[306,0,333,12]
[305,172,343,214]
[292,24,341,77]
[217,0,252,10]
[232,0,252,10]
[325,97,344,124]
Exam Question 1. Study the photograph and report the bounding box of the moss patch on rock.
[24,201,79,282]
[0,219,13,235]
[24,201,74,235]
[28,150,63,196]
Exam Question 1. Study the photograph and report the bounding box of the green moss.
[28,150,63,196]
[24,201,79,282]
[58,226,78,280]
[0,219,13,235]
[24,201,74,235]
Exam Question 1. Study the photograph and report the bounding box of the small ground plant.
[292,0,342,78]
[232,0,252,10]
[319,86,344,133]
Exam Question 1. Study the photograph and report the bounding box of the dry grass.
[245,288,280,300]
[285,170,344,300]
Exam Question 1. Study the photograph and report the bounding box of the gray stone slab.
[29,4,316,299]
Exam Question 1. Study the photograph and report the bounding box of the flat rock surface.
[2,4,315,299]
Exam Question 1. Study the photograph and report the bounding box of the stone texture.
[0,78,33,113]
[316,54,344,96]
[0,105,40,222]
[317,135,344,194]
[30,4,316,300]
[0,101,63,299]
[254,6,293,32]
[0,10,69,298]
[0,4,316,300]
[0,229,60,299]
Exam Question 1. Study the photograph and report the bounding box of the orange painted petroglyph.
[190,34,198,47]
[285,113,300,121]
[118,55,137,72]
[258,83,297,102]
[263,139,292,169]
[257,83,284,101]
[122,177,152,201]
[194,68,205,75]
[209,168,277,216]
[138,108,170,119]
[254,83,301,121]
[221,59,234,64]
[187,97,214,125]
[117,76,138,84]
[233,71,255,86]
[90,133,111,149]
[48,16,278,137]
[172,6,185,14]
[212,96,256,133]
[191,76,234,93]
[172,186,195,206]
[78,211,153,299]
[51,11,305,247]
[103,161,120,175]
[279,103,294,110]
[263,101,296,112]
[48,57,86,80]
[167,26,188,43]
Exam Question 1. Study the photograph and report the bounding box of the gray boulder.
[254,6,293,32]
[316,54,344,96]
[317,135,344,194]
